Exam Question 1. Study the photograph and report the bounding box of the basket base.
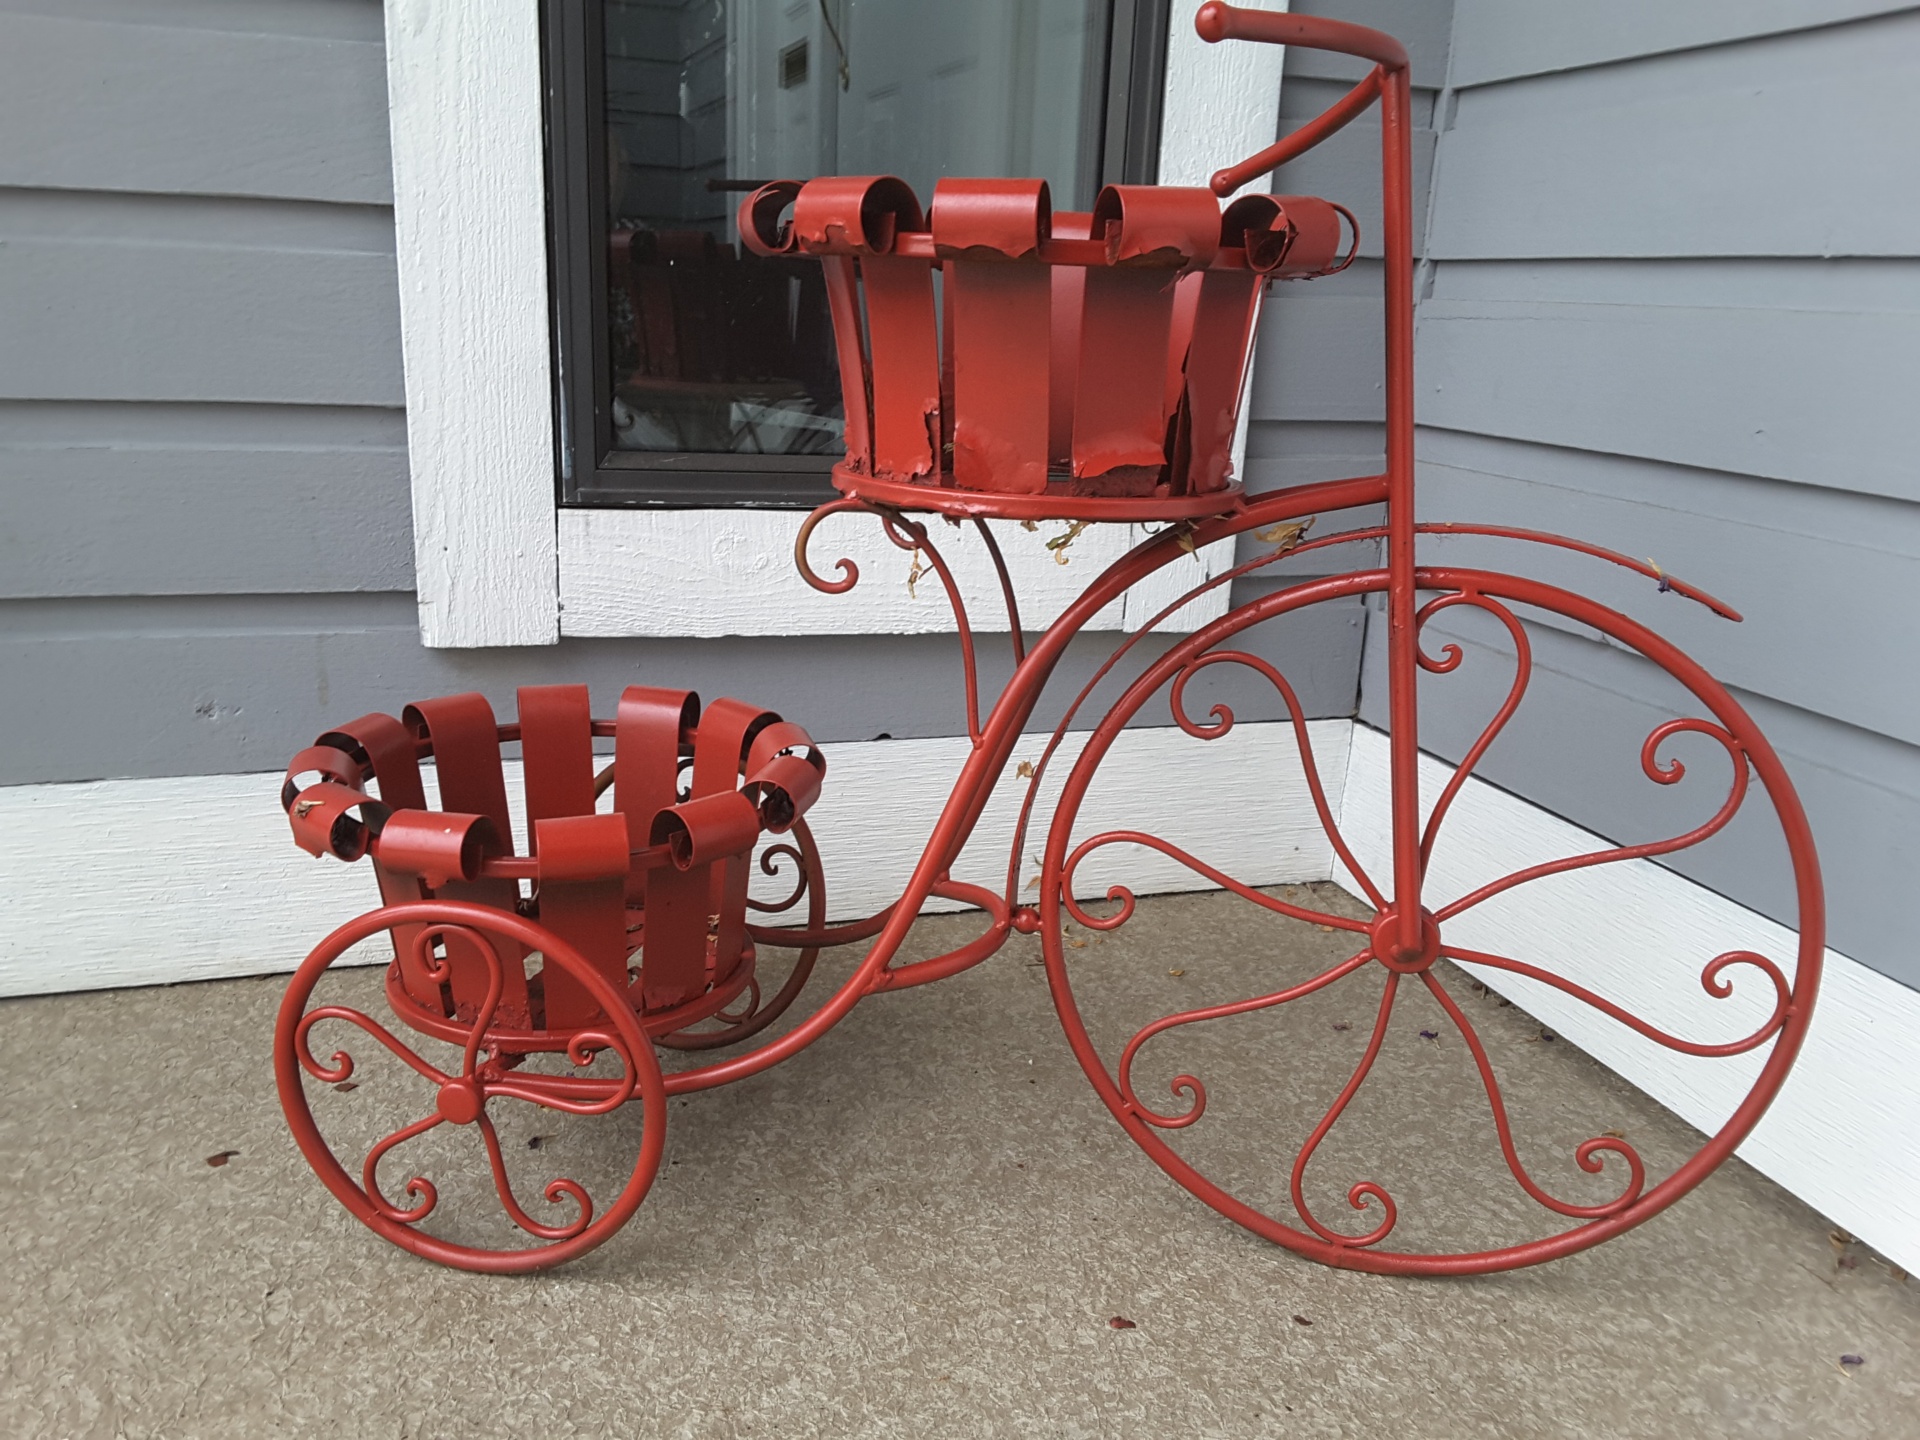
[834,463,1245,523]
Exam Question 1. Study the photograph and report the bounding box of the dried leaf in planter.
[205,1151,240,1168]
[1046,520,1091,564]
[1292,1314,1313,1326]
[1108,1316,1137,1330]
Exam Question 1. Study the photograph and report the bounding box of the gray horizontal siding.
[1396,1,1916,987]
[1447,0,1914,89]
[0,191,402,406]
[1429,10,1920,259]
[1416,259,1919,502]
[1412,431,1920,749]
[0,6,390,204]
[0,402,411,597]
[0,598,1368,786]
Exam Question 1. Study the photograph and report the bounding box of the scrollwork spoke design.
[1288,973,1401,1249]
[312,922,639,1236]
[1422,971,1645,1219]
[1116,950,1373,1128]
[1443,944,1791,1059]
[1060,830,1369,936]
[1413,588,1532,867]
[475,1111,594,1241]
[1435,717,1752,925]
[1169,650,1388,910]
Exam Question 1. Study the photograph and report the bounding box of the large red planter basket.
[737,174,1355,520]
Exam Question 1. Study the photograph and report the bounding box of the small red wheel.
[275,901,667,1273]
[1040,566,1822,1275]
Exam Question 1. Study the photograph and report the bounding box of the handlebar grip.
[1194,2,1408,71]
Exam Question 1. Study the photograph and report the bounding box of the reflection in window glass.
[601,1,1105,457]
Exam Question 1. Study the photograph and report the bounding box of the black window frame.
[544,0,1173,510]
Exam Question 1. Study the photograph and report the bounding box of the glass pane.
[600,0,1107,457]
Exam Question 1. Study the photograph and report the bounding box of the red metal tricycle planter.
[274,3,1821,1276]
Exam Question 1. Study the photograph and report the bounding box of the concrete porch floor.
[2,885,1914,1439]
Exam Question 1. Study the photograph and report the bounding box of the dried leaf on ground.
[1167,968,1185,977]
[205,1151,239,1168]
[1108,1317,1137,1330]
[1292,1315,1314,1326]
[1015,760,1035,779]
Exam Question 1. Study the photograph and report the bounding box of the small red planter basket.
[737,174,1354,520]
[273,685,829,1270]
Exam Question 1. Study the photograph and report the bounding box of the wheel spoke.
[1287,972,1401,1248]
[1423,970,1644,1219]
[1117,948,1373,1128]
[1442,944,1792,1058]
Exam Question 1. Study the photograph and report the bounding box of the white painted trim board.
[557,509,1234,638]
[385,0,1287,646]
[1333,723,1920,1277]
[0,719,1343,996]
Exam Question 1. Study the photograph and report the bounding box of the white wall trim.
[385,0,558,648]
[384,1,1286,647]
[557,509,1232,638]
[1333,723,1920,1277]
[0,719,1343,995]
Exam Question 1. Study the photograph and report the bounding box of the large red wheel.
[1040,565,1822,1275]
[275,901,668,1273]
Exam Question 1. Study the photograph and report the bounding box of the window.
[545,0,1176,508]
[383,0,1280,646]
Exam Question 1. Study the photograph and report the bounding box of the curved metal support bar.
[1278,522,1742,621]
[875,508,985,742]
[866,879,1013,992]
[973,518,1027,666]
